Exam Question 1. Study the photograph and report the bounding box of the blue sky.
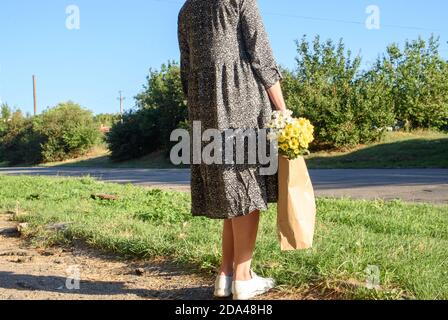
[1,0,447,115]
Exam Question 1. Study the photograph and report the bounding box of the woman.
[178,0,287,300]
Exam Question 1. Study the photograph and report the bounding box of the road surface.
[1,167,447,204]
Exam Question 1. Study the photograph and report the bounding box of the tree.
[377,35,448,129]
[108,62,188,160]
[283,35,394,149]
[0,110,43,165]
[135,61,188,150]
[35,102,101,162]
[94,113,120,127]
[1,103,11,121]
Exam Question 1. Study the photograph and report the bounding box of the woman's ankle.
[234,269,252,281]
[219,266,233,277]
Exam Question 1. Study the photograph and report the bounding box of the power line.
[149,0,441,33]
[148,0,183,5]
[265,12,440,32]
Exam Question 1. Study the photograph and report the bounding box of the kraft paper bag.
[277,156,316,251]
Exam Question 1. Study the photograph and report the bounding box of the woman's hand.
[266,81,287,112]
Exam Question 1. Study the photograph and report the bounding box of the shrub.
[352,67,396,143]
[135,61,188,150]
[107,108,160,161]
[0,102,101,165]
[0,112,44,165]
[94,113,121,127]
[377,36,448,130]
[108,62,187,161]
[34,102,101,162]
[283,36,395,149]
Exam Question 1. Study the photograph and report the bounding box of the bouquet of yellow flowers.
[267,110,315,159]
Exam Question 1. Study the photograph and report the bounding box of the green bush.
[135,61,187,150]
[352,67,396,143]
[0,102,101,165]
[283,36,395,149]
[94,113,121,127]
[0,111,44,165]
[107,62,187,161]
[377,36,448,130]
[35,102,101,162]
[107,108,160,161]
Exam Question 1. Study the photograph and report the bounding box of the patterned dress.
[178,0,282,219]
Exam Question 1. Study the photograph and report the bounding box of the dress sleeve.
[178,13,190,96]
[240,0,282,89]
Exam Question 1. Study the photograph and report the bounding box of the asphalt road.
[1,167,447,204]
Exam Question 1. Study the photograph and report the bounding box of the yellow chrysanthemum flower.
[298,118,308,127]
[283,125,294,138]
[281,129,291,139]
[291,125,300,137]
[278,135,286,143]
[289,138,299,150]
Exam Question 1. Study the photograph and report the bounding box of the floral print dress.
[178,0,282,219]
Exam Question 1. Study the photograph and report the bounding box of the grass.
[307,130,448,169]
[1,175,447,300]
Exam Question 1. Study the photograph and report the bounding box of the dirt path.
[0,213,308,301]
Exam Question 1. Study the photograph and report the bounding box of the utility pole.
[32,75,37,116]
[117,91,126,122]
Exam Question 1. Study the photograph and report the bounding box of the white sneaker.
[214,275,233,298]
[232,271,276,300]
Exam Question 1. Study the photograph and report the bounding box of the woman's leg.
[232,210,260,281]
[219,219,234,276]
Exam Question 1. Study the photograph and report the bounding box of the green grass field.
[307,130,448,169]
[1,175,447,299]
